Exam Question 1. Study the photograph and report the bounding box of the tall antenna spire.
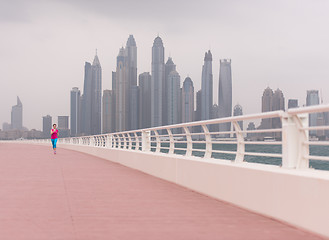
[96,48,98,56]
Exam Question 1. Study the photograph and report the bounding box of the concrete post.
[232,121,245,163]
[282,113,309,168]
[167,129,174,154]
[202,125,212,159]
[142,131,150,152]
[183,126,192,157]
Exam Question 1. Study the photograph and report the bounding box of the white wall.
[56,144,329,238]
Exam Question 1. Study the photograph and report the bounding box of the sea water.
[153,143,329,171]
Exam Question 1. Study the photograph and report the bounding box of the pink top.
[51,129,58,139]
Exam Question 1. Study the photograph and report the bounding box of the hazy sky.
[1,0,329,130]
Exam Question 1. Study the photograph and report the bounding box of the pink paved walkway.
[0,143,326,240]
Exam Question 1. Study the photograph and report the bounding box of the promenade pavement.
[0,143,327,240]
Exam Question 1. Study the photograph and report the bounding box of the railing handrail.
[25,104,329,171]
[287,104,329,115]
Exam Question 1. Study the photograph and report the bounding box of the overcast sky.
[1,0,329,130]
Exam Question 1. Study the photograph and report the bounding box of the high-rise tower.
[201,50,213,121]
[218,59,232,134]
[11,96,23,130]
[260,87,274,130]
[288,99,298,109]
[81,62,92,135]
[139,72,152,129]
[126,35,139,130]
[233,104,243,137]
[42,115,52,138]
[163,57,176,126]
[167,70,181,126]
[272,89,285,129]
[126,35,137,87]
[151,36,165,127]
[181,77,194,123]
[306,90,320,136]
[80,52,102,135]
[115,47,129,132]
[91,53,102,135]
[103,90,114,133]
[70,87,80,136]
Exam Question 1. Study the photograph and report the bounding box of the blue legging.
[51,138,58,149]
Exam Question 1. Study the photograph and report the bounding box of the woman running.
[50,124,59,154]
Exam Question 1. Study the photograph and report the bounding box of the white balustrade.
[19,104,329,170]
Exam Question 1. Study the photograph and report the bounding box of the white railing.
[34,104,329,170]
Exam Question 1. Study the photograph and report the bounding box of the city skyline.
[1,0,329,130]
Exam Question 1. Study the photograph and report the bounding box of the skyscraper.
[218,59,232,134]
[113,35,138,132]
[288,99,298,109]
[111,71,116,131]
[194,90,202,133]
[272,89,285,129]
[42,115,52,138]
[306,90,320,136]
[70,87,80,136]
[181,77,194,124]
[81,62,92,135]
[91,53,102,135]
[130,85,139,130]
[80,52,102,136]
[151,36,165,127]
[115,47,129,132]
[233,104,243,130]
[210,104,220,132]
[163,57,176,126]
[260,87,274,130]
[259,87,285,138]
[103,90,114,133]
[11,96,23,130]
[167,70,181,126]
[58,116,69,138]
[201,50,213,121]
[126,35,137,87]
[126,35,138,130]
[247,122,256,139]
[139,72,152,129]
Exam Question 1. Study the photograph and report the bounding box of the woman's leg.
[54,138,58,152]
[51,139,55,149]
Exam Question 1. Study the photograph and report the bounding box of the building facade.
[102,90,114,133]
[163,57,176,126]
[115,47,129,132]
[11,96,23,130]
[139,72,152,129]
[42,115,52,138]
[58,116,69,138]
[288,99,298,109]
[80,53,102,135]
[218,59,232,134]
[151,36,165,127]
[181,77,194,124]
[166,70,181,127]
[91,54,102,135]
[306,90,320,136]
[126,35,138,130]
[70,87,80,136]
[259,87,274,130]
[130,85,140,130]
[272,89,285,129]
[233,104,243,131]
[201,50,213,121]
